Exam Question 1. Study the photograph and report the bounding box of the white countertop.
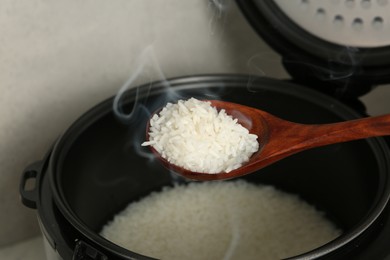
[0,236,44,260]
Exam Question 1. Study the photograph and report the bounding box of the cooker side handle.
[19,161,43,209]
[73,240,108,260]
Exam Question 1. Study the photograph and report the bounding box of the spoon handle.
[295,114,390,150]
[312,115,390,144]
[259,113,390,163]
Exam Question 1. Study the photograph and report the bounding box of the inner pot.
[48,74,390,259]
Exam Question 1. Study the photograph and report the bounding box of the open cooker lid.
[236,0,390,97]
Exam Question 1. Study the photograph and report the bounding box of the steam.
[112,45,183,163]
[283,58,355,81]
[113,45,181,124]
[284,46,360,84]
[223,203,241,260]
[111,45,220,184]
[208,0,230,38]
[210,0,228,14]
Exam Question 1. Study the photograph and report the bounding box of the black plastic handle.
[20,161,43,209]
[73,240,108,260]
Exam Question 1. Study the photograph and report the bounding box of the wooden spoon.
[146,100,390,181]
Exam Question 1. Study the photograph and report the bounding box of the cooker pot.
[20,75,390,259]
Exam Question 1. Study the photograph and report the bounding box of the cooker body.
[21,75,390,259]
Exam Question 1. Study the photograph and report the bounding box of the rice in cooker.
[142,98,259,173]
[100,180,341,260]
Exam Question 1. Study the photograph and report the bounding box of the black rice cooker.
[20,75,390,259]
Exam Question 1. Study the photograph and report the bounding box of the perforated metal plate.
[274,0,390,47]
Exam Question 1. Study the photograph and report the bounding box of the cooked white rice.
[100,180,341,260]
[142,98,259,173]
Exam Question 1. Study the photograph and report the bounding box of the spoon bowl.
[146,100,390,181]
